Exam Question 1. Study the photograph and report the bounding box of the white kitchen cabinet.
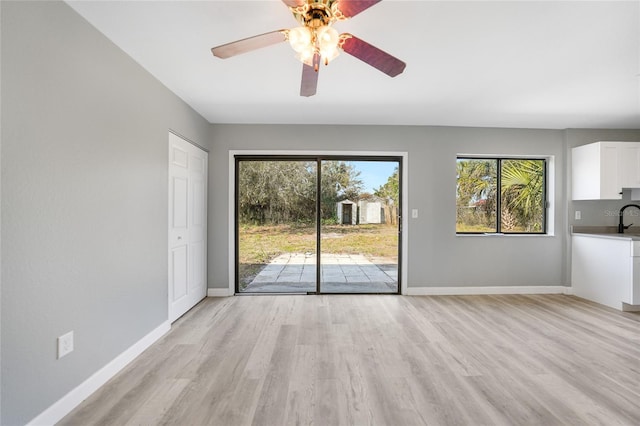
[619,143,640,188]
[632,254,640,307]
[572,234,640,310]
[572,141,640,200]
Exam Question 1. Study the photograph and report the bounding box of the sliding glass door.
[319,160,399,293]
[237,159,317,293]
[236,156,401,294]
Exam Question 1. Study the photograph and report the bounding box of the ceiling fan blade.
[211,30,287,59]
[334,0,382,18]
[340,34,406,77]
[300,55,320,97]
[281,0,306,7]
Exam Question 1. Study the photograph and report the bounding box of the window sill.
[456,233,554,237]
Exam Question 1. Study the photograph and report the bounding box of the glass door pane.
[319,160,400,293]
[237,159,317,293]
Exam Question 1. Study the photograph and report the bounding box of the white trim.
[229,150,409,295]
[27,321,170,426]
[207,288,232,297]
[168,129,209,153]
[228,152,235,296]
[405,286,572,296]
[622,303,640,312]
[400,155,409,295]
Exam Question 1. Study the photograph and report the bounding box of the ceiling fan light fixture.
[320,45,340,65]
[295,47,315,66]
[288,24,340,68]
[316,25,340,64]
[288,26,312,53]
[317,25,339,47]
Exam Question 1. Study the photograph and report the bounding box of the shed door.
[342,204,352,224]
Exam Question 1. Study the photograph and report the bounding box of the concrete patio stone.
[243,253,398,293]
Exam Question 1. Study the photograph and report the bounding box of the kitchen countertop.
[572,226,640,241]
[573,232,640,241]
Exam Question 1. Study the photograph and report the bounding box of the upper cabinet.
[572,141,640,200]
[619,143,640,188]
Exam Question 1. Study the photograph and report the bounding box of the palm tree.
[456,159,497,230]
[457,159,544,232]
[501,160,544,231]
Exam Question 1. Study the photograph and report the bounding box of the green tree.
[238,160,364,224]
[238,161,316,224]
[374,166,399,206]
[320,161,364,220]
[501,159,544,231]
[456,158,544,232]
[456,159,497,231]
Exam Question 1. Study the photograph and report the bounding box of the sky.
[349,161,398,194]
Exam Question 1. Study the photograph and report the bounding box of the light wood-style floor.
[59,294,640,426]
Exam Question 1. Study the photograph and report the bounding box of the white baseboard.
[207,286,572,297]
[405,286,572,296]
[622,302,640,312]
[27,321,170,426]
[207,288,232,297]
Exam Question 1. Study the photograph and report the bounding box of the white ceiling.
[66,0,640,129]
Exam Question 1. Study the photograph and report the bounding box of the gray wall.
[1,2,210,424]
[208,124,567,290]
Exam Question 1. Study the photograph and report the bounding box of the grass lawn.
[456,223,537,233]
[456,223,496,232]
[238,223,398,287]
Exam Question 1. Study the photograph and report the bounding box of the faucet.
[618,204,640,233]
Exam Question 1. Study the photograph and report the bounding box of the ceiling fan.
[211,0,406,97]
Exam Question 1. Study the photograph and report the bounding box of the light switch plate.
[412,209,418,218]
[575,210,581,220]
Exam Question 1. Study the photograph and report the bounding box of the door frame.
[229,150,409,295]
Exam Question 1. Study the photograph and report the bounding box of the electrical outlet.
[58,331,74,359]
[412,209,418,218]
[575,210,582,220]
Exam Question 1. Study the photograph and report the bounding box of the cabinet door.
[619,143,640,188]
[599,143,622,199]
[633,257,640,305]
[572,235,630,310]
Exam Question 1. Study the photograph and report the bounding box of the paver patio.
[243,253,398,293]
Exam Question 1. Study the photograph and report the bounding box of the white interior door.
[168,133,208,322]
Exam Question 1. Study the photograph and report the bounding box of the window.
[456,157,546,234]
